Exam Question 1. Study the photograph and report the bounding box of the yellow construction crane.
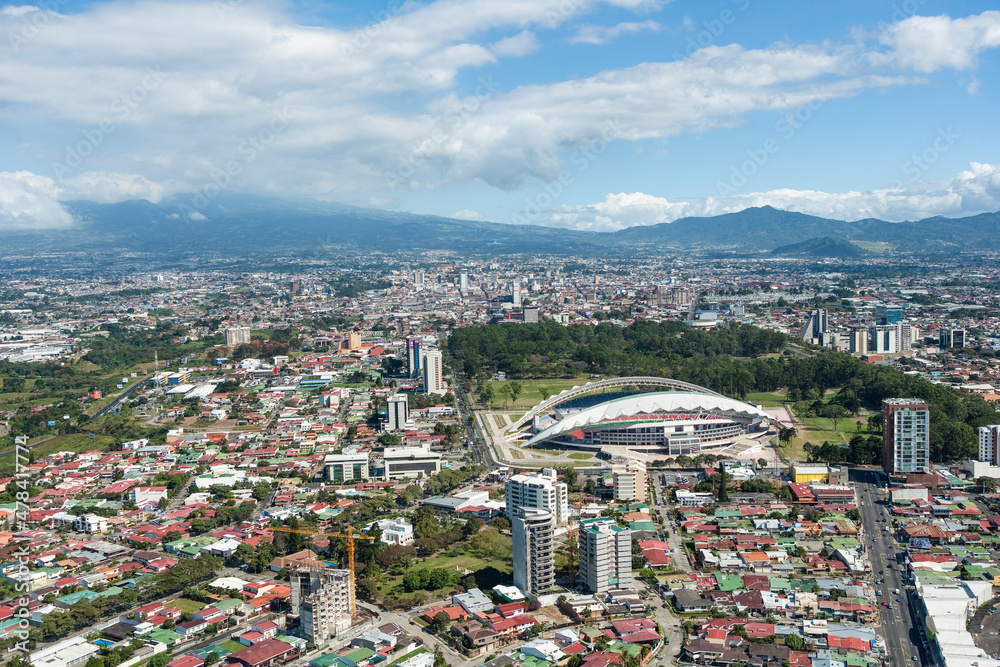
[269,525,375,620]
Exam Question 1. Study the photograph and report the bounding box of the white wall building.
[579,517,633,594]
[387,393,409,431]
[423,350,446,395]
[512,508,555,595]
[505,468,568,524]
[363,517,414,546]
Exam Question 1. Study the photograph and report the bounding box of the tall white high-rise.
[460,272,469,291]
[387,394,409,431]
[979,425,1000,465]
[225,326,251,347]
[882,398,930,475]
[870,325,899,354]
[423,350,446,395]
[579,517,633,593]
[505,468,568,523]
[512,279,521,307]
[512,508,555,595]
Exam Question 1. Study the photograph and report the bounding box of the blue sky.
[0,0,999,231]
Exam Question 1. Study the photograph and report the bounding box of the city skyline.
[0,1,998,233]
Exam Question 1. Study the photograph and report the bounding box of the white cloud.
[570,20,663,45]
[0,2,996,208]
[544,162,1000,231]
[452,209,483,220]
[0,171,74,230]
[58,172,182,203]
[877,10,1000,73]
[491,31,540,57]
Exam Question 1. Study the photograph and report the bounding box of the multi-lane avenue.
[851,468,930,667]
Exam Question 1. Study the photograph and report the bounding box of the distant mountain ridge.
[3,196,999,258]
[770,237,867,258]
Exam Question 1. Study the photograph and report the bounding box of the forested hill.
[448,320,995,463]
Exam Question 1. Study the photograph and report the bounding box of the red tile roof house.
[252,620,278,639]
[167,657,205,667]
[240,632,265,646]
[195,607,226,624]
[226,639,298,667]
[176,619,209,636]
[607,618,661,643]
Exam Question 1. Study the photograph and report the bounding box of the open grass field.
[172,598,207,614]
[218,640,246,654]
[744,390,789,407]
[781,410,868,461]
[568,452,594,460]
[483,376,597,409]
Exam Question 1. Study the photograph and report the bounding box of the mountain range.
[5,195,1000,259]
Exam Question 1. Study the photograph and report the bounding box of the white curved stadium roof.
[525,391,770,446]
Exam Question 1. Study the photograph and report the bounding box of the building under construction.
[290,563,352,643]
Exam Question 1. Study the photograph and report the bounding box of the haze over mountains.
[7,196,1000,258]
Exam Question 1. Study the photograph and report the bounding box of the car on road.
[882,601,888,606]
[912,657,917,661]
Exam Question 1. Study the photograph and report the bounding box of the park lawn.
[782,410,867,462]
[377,551,512,597]
[484,376,596,409]
[743,391,788,407]
[172,597,207,614]
[29,432,116,454]
[219,640,246,654]
[568,452,594,460]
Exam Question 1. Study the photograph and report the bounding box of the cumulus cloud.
[0,172,74,230]
[491,31,540,57]
[58,172,182,203]
[0,171,185,231]
[877,11,1000,73]
[544,163,1000,231]
[570,20,663,45]
[452,209,484,220]
[0,2,996,208]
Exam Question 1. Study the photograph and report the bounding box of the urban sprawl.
[4,254,1000,667]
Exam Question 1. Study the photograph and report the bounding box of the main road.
[851,468,930,667]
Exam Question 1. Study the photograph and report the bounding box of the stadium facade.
[521,390,771,456]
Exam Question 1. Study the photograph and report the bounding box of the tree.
[509,381,523,404]
[785,634,805,651]
[846,508,861,523]
[433,648,448,667]
[823,404,847,431]
[977,477,998,494]
[499,384,512,409]
[432,611,452,631]
[757,458,768,470]
[479,384,495,407]
[717,466,729,503]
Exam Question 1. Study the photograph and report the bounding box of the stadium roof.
[524,391,770,447]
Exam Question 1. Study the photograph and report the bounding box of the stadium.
[507,377,774,457]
